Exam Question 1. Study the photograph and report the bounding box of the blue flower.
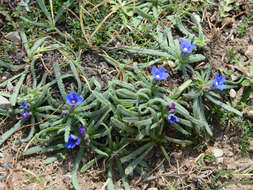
[152,66,169,80]
[212,73,226,90]
[180,38,196,54]
[21,112,30,119]
[66,92,84,106]
[78,126,86,135]
[20,101,29,110]
[168,113,179,124]
[65,134,81,149]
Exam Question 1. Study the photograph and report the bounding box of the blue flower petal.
[66,92,84,106]
[65,134,80,149]
[152,65,169,81]
[213,73,226,91]
[152,66,158,74]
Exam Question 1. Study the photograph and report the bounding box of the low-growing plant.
[20,0,74,40]
[123,27,205,75]
[183,63,242,136]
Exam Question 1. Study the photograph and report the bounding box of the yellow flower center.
[71,100,76,104]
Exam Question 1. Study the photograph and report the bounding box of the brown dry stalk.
[67,8,80,22]
[49,0,55,24]
[40,56,51,75]
[91,10,116,38]
[79,72,92,91]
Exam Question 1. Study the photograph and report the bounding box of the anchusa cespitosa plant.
[183,63,242,136]
[123,27,205,75]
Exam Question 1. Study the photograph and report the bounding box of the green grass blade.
[30,57,39,88]
[164,136,192,145]
[54,0,74,23]
[20,16,47,27]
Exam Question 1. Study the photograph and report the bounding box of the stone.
[5,31,21,43]
[0,95,10,109]
[191,12,201,24]
[211,148,223,158]
[245,45,253,59]
[229,89,236,98]
[147,188,158,190]
[207,147,224,164]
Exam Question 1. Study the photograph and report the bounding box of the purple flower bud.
[78,126,86,135]
[84,134,89,140]
[21,112,30,119]
[168,103,176,110]
[61,110,69,116]
[114,153,120,158]
[20,101,29,110]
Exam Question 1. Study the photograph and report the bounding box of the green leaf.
[172,122,191,136]
[80,156,103,173]
[53,61,66,99]
[72,146,84,190]
[116,159,130,190]
[135,8,153,20]
[69,61,82,94]
[10,71,27,106]
[37,0,52,24]
[164,136,192,145]
[20,16,47,27]
[0,120,23,146]
[54,0,75,23]
[193,97,213,136]
[206,94,242,116]
[89,144,108,157]
[123,46,170,57]
[187,54,206,63]
[120,143,152,163]
[107,161,115,190]
[64,119,71,142]
[125,145,153,176]
[30,37,49,56]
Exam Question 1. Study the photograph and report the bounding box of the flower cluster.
[167,103,179,124]
[63,92,88,149]
[79,125,89,140]
[20,101,30,119]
